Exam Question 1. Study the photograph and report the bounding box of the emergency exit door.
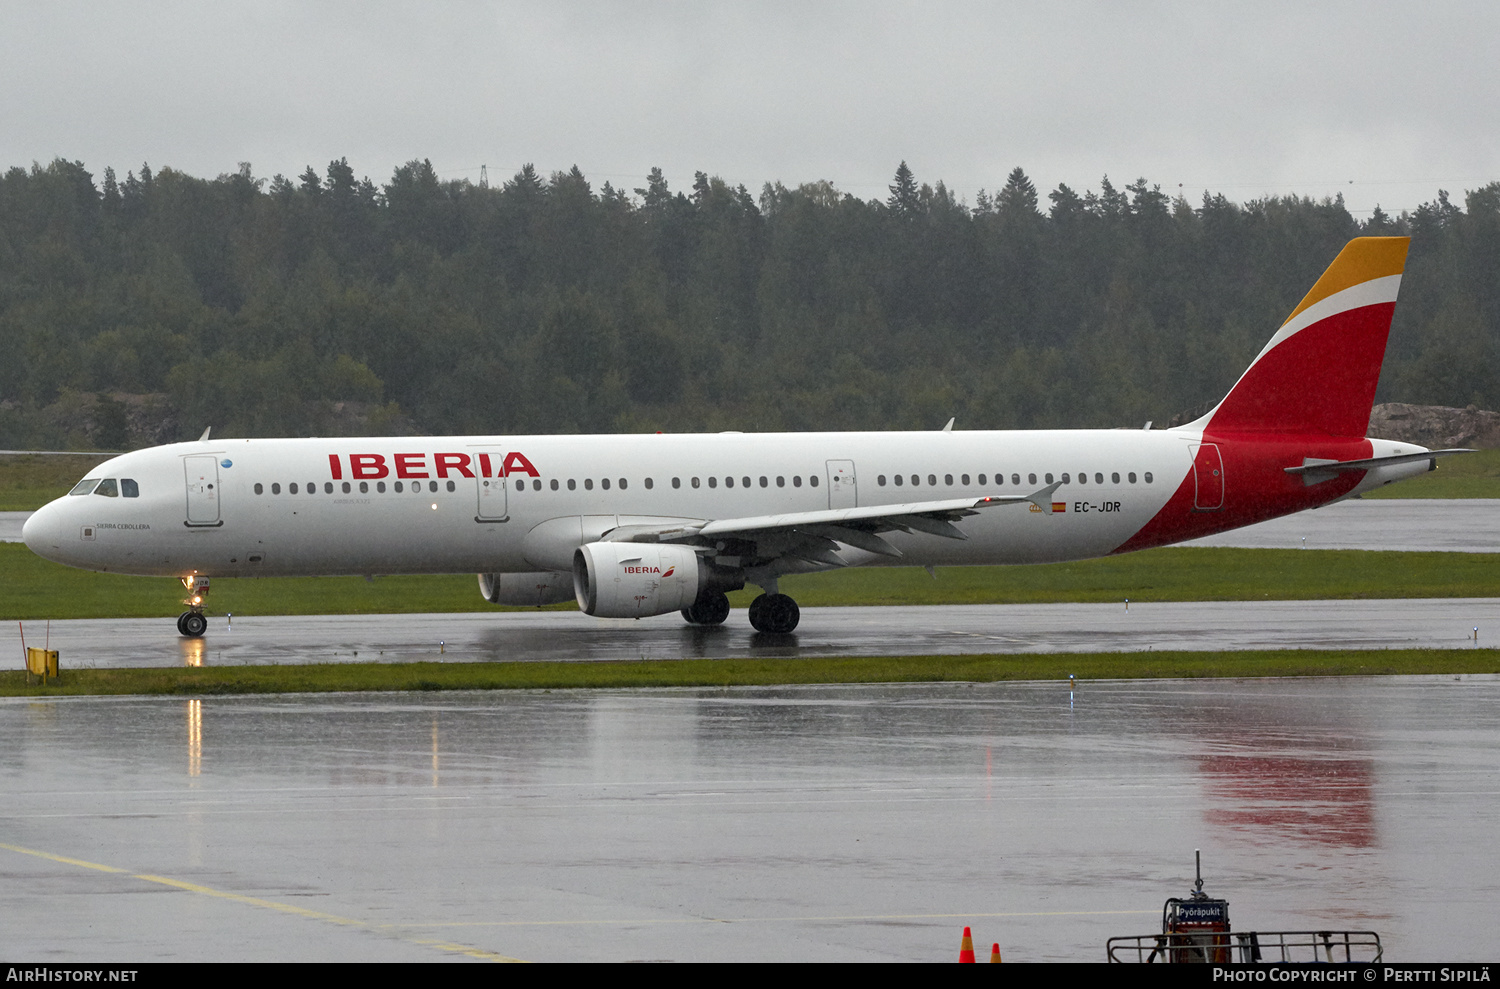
[473,448,510,522]
[827,460,858,509]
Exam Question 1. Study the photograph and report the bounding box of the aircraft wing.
[599,483,1063,561]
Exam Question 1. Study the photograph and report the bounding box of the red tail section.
[1198,237,1409,437]
[1114,237,1410,555]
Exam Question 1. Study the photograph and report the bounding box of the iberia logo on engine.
[623,566,674,576]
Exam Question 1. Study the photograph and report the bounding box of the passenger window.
[69,478,100,496]
[692,477,700,488]
[1045,474,1054,484]
[645,478,653,490]
[927,475,936,486]
[448,481,457,492]
[121,478,139,497]
[961,474,970,485]
[1145,472,1154,483]
[551,479,560,490]
[977,474,986,485]
[255,483,264,495]
[810,475,819,487]
[325,482,334,494]
[944,474,953,486]
[759,476,768,488]
[878,475,887,486]
[776,476,785,487]
[742,476,751,488]
[568,479,577,490]
[1129,473,1137,483]
[1012,474,1020,486]
[378,481,386,493]
[1061,474,1070,484]
[910,475,919,486]
[601,478,611,490]
[343,482,352,494]
[894,475,903,486]
[585,479,594,490]
[271,483,281,495]
[708,477,718,489]
[793,476,802,488]
[724,477,732,488]
[427,481,437,493]
[1111,472,1120,484]
[1029,473,1037,485]
[359,481,369,493]
[395,481,404,493]
[672,477,680,489]
[290,483,299,494]
[95,478,118,497]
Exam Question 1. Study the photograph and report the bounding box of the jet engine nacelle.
[572,542,704,618]
[477,571,575,607]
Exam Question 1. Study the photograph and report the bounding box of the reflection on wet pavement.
[2,677,1496,961]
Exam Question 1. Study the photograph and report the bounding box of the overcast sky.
[3,1,1496,216]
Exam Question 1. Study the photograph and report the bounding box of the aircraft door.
[184,455,222,526]
[474,449,509,522]
[826,460,858,509]
[1191,443,1224,511]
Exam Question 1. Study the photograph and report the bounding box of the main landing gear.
[747,592,799,634]
[680,589,801,633]
[177,574,211,638]
[681,590,731,626]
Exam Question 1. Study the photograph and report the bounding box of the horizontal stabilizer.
[1284,448,1473,484]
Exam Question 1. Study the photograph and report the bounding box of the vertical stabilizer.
[1197,237,1410,438]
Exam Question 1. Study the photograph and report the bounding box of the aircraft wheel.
[748,593,799,634]
[682,591,730,626]
[180,612,208,638]
[176,611,192,635]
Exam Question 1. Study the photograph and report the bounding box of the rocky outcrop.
[1369,403,1500,449]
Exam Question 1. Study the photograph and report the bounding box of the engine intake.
[572,542,705,618]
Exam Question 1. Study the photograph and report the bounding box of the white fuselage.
[21,428,1427,581]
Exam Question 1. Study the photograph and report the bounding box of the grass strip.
[3,649,1497,698]
[6,543,1500,621]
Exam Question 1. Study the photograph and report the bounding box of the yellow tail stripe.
[1282,236,1409,325]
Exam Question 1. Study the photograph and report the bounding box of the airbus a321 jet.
[23,237,1465,637]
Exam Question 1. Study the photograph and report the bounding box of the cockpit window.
[94,478,119,497]
[121,478,139,498]
[69,478,101,496]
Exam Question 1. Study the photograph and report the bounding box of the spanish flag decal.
[1051,502,1066,513]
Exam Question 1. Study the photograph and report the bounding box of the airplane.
[22,236,1468,638]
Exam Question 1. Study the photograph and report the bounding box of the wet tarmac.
[3,677,1496,962]
[1180,498,1500,552]
[12,598,1500,670]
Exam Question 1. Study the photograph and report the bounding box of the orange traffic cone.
[959,926,976,963]
[990,943,1002,963]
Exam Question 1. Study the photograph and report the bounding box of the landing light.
[431,503,438,510]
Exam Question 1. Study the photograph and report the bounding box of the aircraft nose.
[22,501,70,561]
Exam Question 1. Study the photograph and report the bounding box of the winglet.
[1025,480,1064,511]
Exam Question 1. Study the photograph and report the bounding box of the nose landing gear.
[177,575,211,638]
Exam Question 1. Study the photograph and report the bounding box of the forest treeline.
[1,156,1497,448]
